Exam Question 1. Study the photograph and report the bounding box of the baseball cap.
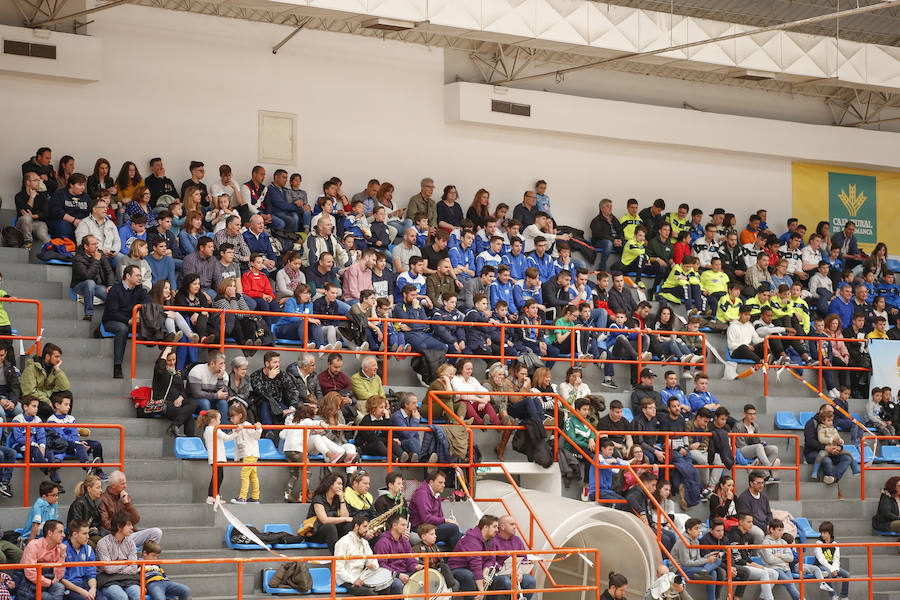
[639,368,656,379]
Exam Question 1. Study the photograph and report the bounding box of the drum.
[359,567,395,591]
[402,568,449,600]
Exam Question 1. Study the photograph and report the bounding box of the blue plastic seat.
[40,257,72,266]
[622,408,634,422]
[360,454,387,462]
[875,529,900,536]
[225,524,270,550]
[261,569,297,594]
[270,324,302,346]
[798,412,816,427]
[775,412,803,430]
[98,323,115,338]
[223,440,236,460]
[878,446,900,463]
[69,289,78,301]
[263,524,308,549]
[310,567,347,594]
[793,517,819,540]
[725,345,756,364]
[845,444,874,463]
[174,437,207,460]
[258,438,285,461]
[887,258,900,273]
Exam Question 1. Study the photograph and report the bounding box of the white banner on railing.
[868,340,900,396]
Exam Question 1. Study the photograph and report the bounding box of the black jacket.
[719,244,747,278]
[541,278,572,314]
[608,287,637,318]
[152,358,186,411]
[590,212,623,244]
[630,384,664,414]
[873,492,900,531]
[638,207,665,239]
[102,283,151,325]
[14,190,51,220]
[803,415,825,455]
[708,425,735,470]
[71,247,114,289]
[0,361,21,405]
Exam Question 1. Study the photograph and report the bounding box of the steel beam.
[31,0,134,27]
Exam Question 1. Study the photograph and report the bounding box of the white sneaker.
[691,354,705,363]
[828,388,840,399]
[641,351,652,360]
[322,343,333,351]
[823,475,836,485]
[818,582,834,593]
[681,370,693,379]
[333,341,343,350]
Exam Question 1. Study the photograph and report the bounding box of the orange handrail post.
[3,422,126,507]
[0,298,42,355]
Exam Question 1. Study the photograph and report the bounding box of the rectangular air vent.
[3,39,56,59]
[491,99,531,117]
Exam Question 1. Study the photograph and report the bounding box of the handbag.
[145,373,172,415]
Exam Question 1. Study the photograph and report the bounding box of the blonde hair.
[74,474,101,499]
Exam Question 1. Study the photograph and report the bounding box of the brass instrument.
[368,499,403,534]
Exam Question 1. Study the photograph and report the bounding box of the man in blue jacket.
[489,265,516,316]
[828,284,854,328]
[431,292,466,354]
[242,214,277,270]
[394,285,445,353]
[389,393,424,459]
[266,169,300,232]
[102,265,151,379]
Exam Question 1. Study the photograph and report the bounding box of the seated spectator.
[427,258,461,309]
[48,173,90,239]
[312,282,345,349]
[358,396,411,462]
[318,354,353,417]
[227,356,253,411]
[145,237,176,288]
[487,516,536,599]
[99,471,162,546]
[727,512,778,600]
[597,399,633,457]
[759,519,804,600]
[67,475,104,544]
[394,284,445,353]
[180,236,217,300]
[306,473,353,553]
[242,215,277,271]
[275,284,322,347]
[451,358,500,426]
[75,194,120,265]
[707,406,736,486]
[343,289,380,352]
[448,515,501,600]
[140,540,190,600]
[659,370,690,413]
[71,234,114,322]
[625,472,675,551]
[343,249,376,304]
[211,278,266,355]
[735,471,772,544]
[318,392,358,464]
[460,266,495,311]
[174,274,215,344]
[810,409,857,482]
[118,213,147,256]
[15,170,52,248]
[708,475,737,528]
[240,252,279,321]
[204,191,235,232]
[95,511,142,600]
[343,469,376,521]
[275,251,306,300]
[116,238,152,291]
[390,392,432,461]
[280,405,344,501]
[148,280,197,344]
[213,216,251,268]
[334,515,392,595]
[47,391,105,478]
[410,470,460,548]
[350,356,384,412]
[187,350,229,417]
[726,305,765,363]
[815,520,851,598]
[657,398,703,508]
[125,186,157,229]
[372,513,421,593]
[590,198,624,271]
[22,481,60,542]
[248,351,290,426]
[177,210,204,258]
[732,403,780,482]
[20,341,69,421]
[673,517,721,600]
[874,476,900,535]
[20,519,66,600]
[62,519,97,600]
[303,217,348,274]
[0,345,22,424]
[804,404,855,487]
[13,397,61,489]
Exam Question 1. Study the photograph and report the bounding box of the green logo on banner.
[828,172,876,245]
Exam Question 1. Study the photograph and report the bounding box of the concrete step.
[0,279,63,299]
[0,247,31,263]
[166,572,256,598]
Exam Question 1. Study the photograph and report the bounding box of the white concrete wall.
[2,4,896,233]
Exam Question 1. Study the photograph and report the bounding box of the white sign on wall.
[258,110,296,165]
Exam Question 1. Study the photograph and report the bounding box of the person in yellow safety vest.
[789,282,812,334]
[699,256,730,317]
[620,198,643,241]
[716,281,744,324]
[743,284,773,320]
[659,255,702,312]
[666,203,690,243]
[611,226,665,296]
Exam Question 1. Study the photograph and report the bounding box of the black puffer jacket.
[71,246,114,289]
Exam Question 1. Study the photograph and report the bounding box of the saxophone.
[368,498,404,534]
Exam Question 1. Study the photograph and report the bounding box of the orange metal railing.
[762,334,869,396]
[6,547,601,600]
[860,435,900,500]
[128,304,708,379]
[0,422,125,507]
[0,297,42,354]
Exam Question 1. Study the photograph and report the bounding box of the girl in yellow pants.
[228,404,262,503]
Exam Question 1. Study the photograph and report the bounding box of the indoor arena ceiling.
[14,0,900,127]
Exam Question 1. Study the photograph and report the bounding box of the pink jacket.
[342,262,372,301]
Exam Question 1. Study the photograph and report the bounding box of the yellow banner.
[791,162,900,252]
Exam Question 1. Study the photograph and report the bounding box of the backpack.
[583,395,607,429]
[268,562,313,594]
[1,227,24,248]
[556,447,581,488]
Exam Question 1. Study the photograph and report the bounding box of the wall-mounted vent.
[491,99,531,117]
[3,39,57,59]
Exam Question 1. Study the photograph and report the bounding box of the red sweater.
[673,242,691,264]
[240,269,273,298]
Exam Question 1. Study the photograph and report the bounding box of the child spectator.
[587,438,630,504]
[759,519,802,600]
[312,282,344,350]
[274,284,324,348]
[375,297,409,355]
[198,409,235,504]
[815,520,850,600]
[412,523,459,591]
[141,540,191,600]
[46,391,106,479]
[673,517,721,599]
[13,396,61,489]
[281,405,337,502]
[811,412,852,480]
[22,480,59,542]
[866,387,896,439]
[228,404,262,505]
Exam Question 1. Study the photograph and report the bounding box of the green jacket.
[563,414,593,453]
[350,370,385,409]
[19,356,70,405]
[0,290,9,327]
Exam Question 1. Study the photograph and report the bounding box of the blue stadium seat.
[259,438,286,461]
[878,446,900,463]
[798,412,816,427]
[775,412,803,430]
[261,569,296,594]
[887,258,900,273]
[622,408,634,422]
[223,440,236,460]
[98,323,115,338]
[310,567,347,594]
[174,437,207,460]
[270,324,302,346]
[263,524,308,549]
[845,444,874,463]
[225,524,270,550]
[360,454,387,462]
[875,529,900,536]
[725,345,756,364]
[793,518,820,540]
[40,257,72,266]
[69,289,78,301]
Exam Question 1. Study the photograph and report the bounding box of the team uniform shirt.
[742,243,767,269]
[448,244,476,275]
[411,225,429,247]
[395,270,427,302]
[489,279,516,313]
[743,295,771,319]
[475,250,503,274]
[526,251,555,283]
[474,230,509,255]
[512,281,543,313]
[620,212,643,241]
[552,257,576,277]
[660,264,700,294]
[699,270,729,295]
[621,239,646,267]
[692,236,721,268]
[502,251,528,281]
[778,244,803,274]
[789,296,812,333]
[716,295,743,322]
[688,222,705,244]
[666,213,690,240]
